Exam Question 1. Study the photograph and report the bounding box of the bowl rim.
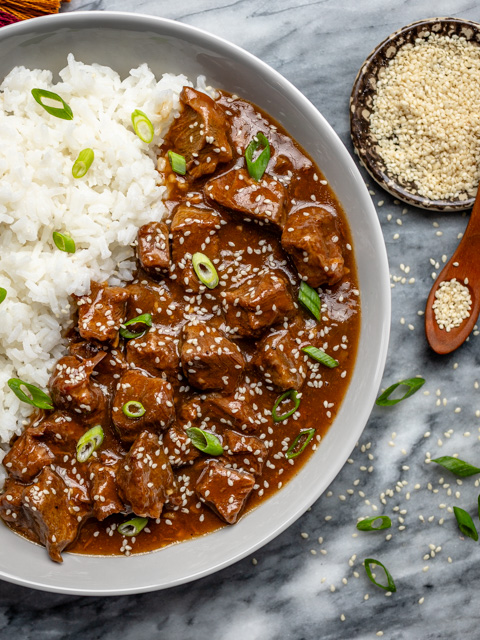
[0,9,391,595]
[350,16,480,212]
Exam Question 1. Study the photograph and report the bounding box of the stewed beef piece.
[49,353,106,417]
[179,393,258,433]
[254,326,304,391]
[220,430,268,475]
[126,330,180,380]
[167,86,232,179]
[205,168,288,231]
[195,460,255,524]
[223,270,296,338]
[137,221,170,275]
[181,323,245,393]
[281,206,345,287]
[88,456,124,521]
[112,369,175,443]
[162,425,200,468]
[117,431,177,519]
[76,281,129,343]
[125,281,184,327]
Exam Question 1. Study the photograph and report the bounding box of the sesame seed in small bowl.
[350,17,480,211]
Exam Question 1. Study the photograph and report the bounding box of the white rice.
[0,54,206,456]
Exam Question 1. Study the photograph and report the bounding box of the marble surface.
[2,0,480,638]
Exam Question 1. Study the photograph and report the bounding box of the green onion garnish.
[245,132,270,181]
[453,506,478,541]
[356,516,392,531]
[432,456,480,477]
[364,558,396,592]
[0,288,6,304]
[168,150,187,175]
[117,516,148,537]
[186,427,223,456]
[53,231,76,254]
[7,378,53,410]
[272,389,301,423]
[375,377,425,406]
[122,400,146,418]
[119,313,152,339]
[72,148,94,179]
[31,88,73,120]
[302,345,338,368]
[76,425,104,463]
[131,109,154,143]
[192,252,219,289]
[285,428,315,459]
[478,495,480,520]
[298,281,321,321]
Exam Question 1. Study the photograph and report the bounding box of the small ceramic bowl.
[350,17,480,211]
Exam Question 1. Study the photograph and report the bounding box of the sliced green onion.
[117,516,148,537]
[7,378,53,410]
[131,109,154,143]
[168,150,187,175]
[0,288,6,304]
[356,516,392,531]
[192,252,219,289]
[453,506,478,541]
[285,428,315,459]
[119,313,152,339]
[186,427,223,456]
[375,377,425,406]
[72,148,94,179]
[364,558,396,592]
[302,345,338,368]
[76,425,104,463]
[31,88,73,120]
[478,495,480,520]
[298,281,321,321]
[122,400,146,418]
[432,456,480,477]
[245,132,270,181]
[272,389,301,423]
[53,231,76,254]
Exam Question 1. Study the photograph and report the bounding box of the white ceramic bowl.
[0,11,390,595]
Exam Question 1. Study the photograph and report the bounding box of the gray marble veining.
[2,1,480,638]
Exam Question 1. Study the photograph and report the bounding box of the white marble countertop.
[2,1,480,638]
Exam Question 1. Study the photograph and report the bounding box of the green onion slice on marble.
[192,252,219,289]
[122,400,146,419]
[285,428,315,459]
[119,313,152,339]
[72,148,94,179]
[7,378,53,410]
[31,88,73,120]
[375,377,425,406]
[131,109,154,143]
[432,456,480,477]
[245,132,270,181]
[298,281,321,321]
[272,389,301,423]
[302,345,338,368]
[168,150,187,175]
[364,558,396,592]
[117,517,148,537]
[186,427,223,456]
[76,425,104,463]
[453,506,478,541]
[0,288,6,304]
[53,231,76,254]
[356,516,392,531]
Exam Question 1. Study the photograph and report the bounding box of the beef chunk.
[126,281,183,327]
[223,271,295,337]
[3,430,54,482]
[126,330,180,379]
[195,460,255,524]
[167,86,232,179]
[76,281,129,343]
[0,468,82,563]
[281,207,345,287]
[117,431,177,519]
[163,425,200,468]
[181,323,245,393]
[49,353,106,417]
[205,168,287,231]
[179,393,258,433]
[137,221,170,275]
[221,430,267,475]
[112,369,175,443]
[88,457,123,521]
[255,327,304,391]
[171,204,221,291]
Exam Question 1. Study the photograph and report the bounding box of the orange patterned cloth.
[0,0,70,26]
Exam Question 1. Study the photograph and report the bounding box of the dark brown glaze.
[0,87,360,561]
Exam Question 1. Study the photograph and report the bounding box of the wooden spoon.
[425,189,480,354]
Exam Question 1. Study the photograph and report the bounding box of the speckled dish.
[350,17,480,211]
